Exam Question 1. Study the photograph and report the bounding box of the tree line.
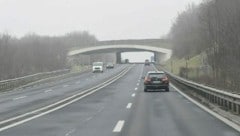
[0,31,97,80]
[169,0,240,91]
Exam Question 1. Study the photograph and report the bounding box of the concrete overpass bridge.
[95,39,171,48]
[68,39,172,64]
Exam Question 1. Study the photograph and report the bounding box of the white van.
[92,62,104,73]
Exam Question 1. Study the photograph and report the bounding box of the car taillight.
[144,77,151,83]
[162,76,169,83]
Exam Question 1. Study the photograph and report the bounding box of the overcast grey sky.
[0,0,201,40]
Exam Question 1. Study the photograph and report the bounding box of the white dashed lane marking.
[65,129,75,136]
[63,85,69,88]
[44,89,53,93]
[86,117,93,121]
[75,81,80,84]
[126,103,132,109]
[171,83,240,133]
[13,96,27,101]
[113,120,125,132]
[131,93,136,97]
[134,87,138,90]
[97,106,104,113]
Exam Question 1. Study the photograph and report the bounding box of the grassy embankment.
[164,52,208,80]
[71,65,90,73]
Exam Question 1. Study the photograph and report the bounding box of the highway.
[0,64,239,136]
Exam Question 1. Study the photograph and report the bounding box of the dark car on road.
[144,59,150,66]
[106,62,114,69]
[144,71,169,92]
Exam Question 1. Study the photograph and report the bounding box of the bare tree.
[0,31,97,80]
[169,0,240,92]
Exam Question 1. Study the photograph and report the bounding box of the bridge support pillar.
[153,52,158,63]
[116,52,122,64]
[154,52,167,65]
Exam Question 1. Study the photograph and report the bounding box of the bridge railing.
[156,65,240,115]
[0,69,70,91]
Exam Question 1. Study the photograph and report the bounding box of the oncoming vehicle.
[92,62,104,73]
[144,71,169,92]
[145,59,150,66]
[106,62,114,69]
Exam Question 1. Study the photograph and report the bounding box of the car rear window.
[93,62,103,66]
[148,73,165,78]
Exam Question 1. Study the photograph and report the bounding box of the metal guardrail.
[0,65,131,132]
[0,69,70,91]
[156,65,240,115]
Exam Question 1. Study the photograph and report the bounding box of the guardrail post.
[224,100,228,110]
[0,69,70,92]
[232,103,237,113]
[211,95,214,103]
[228,101,232,111]
[207,94,209,101]
[238,105,240,114]
[219,98,222,107]
[214,96,218,104]
[217,97,219,105]
[162,65,240,116]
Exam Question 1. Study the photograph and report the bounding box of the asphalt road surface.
[0,64,239,136]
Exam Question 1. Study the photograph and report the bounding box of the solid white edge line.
[170,83,240,133]
[154,64,240,132]
[0,66,132,132]
[113,120,125,132]
[2,66,130,124]
[126,103,132,109]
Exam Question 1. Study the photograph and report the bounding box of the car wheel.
[144,87,148,92]
[166,87,169,92]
